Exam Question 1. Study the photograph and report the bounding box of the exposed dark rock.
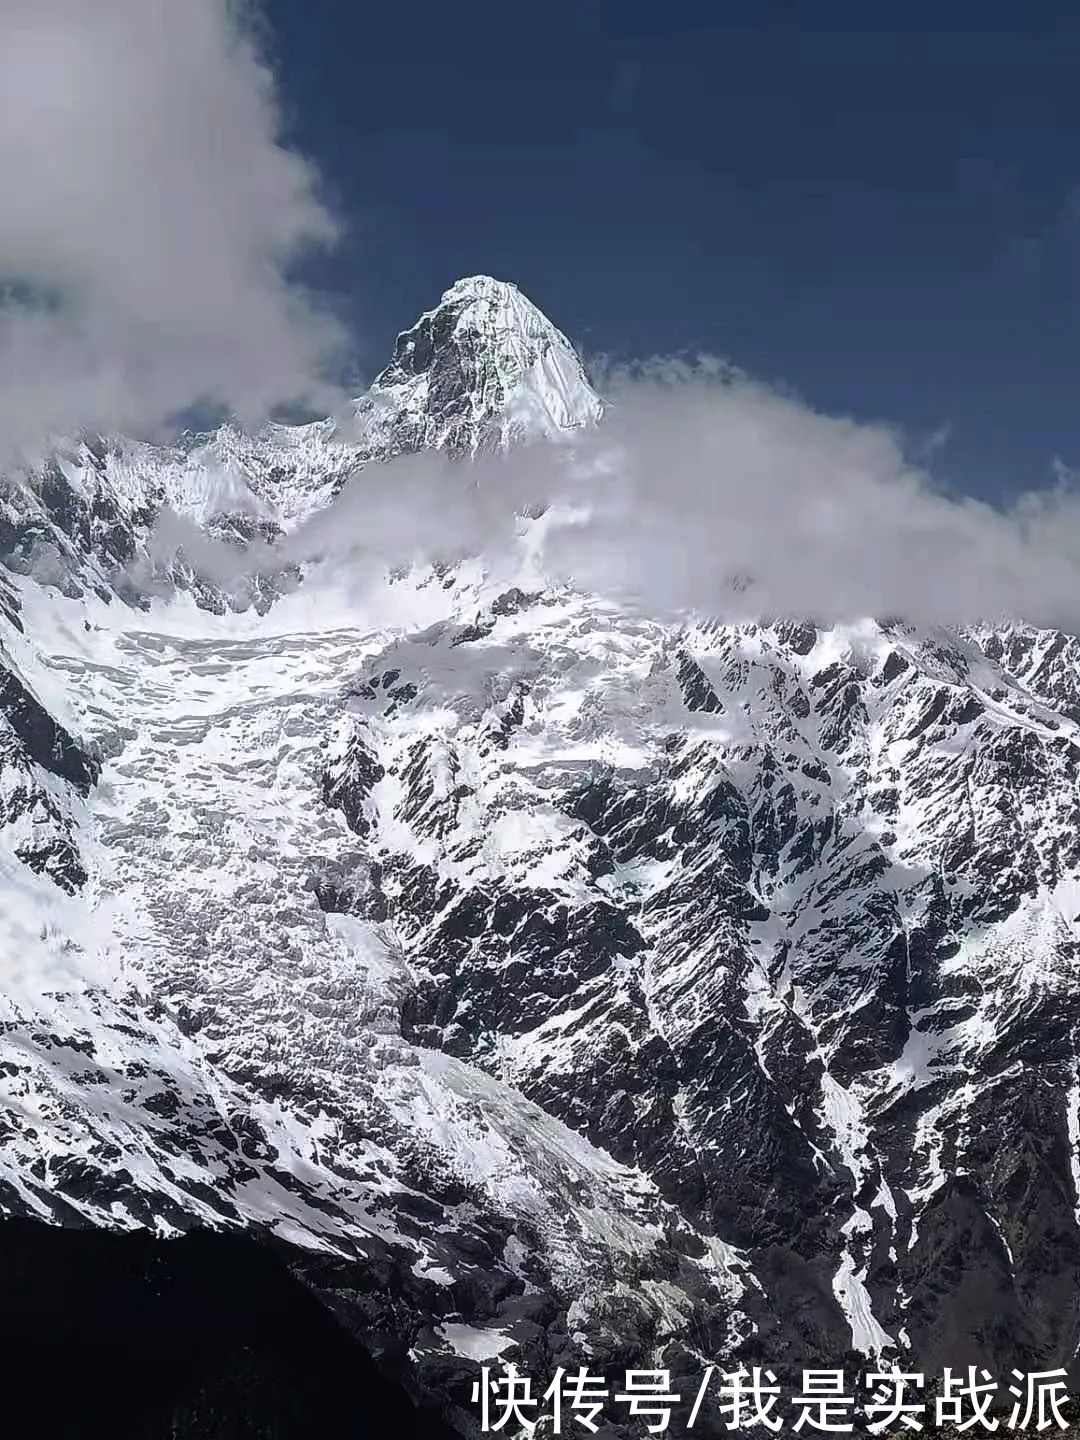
[0,1218,463,1439]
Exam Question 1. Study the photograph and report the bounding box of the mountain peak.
[349,274,603,456]
[438,272,519,304]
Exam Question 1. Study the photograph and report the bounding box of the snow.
[1068,1073,1080,1229]
[435,1322,516,1361]
[0,816,119,1000]
[819,1072,870,1188]
[832,1210,894,1359]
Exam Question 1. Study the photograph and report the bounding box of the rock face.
[2,276,1080,1435]
[0,602,98,894]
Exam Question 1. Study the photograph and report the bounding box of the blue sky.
[262,0,1080,501]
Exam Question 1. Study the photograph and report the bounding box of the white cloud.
[0,0,346,458]
[141,359,1080,631]
[534,364,1080,629]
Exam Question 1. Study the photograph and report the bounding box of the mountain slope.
[1,276,1079,1434]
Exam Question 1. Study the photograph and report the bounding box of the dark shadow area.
[0,1216,462,1438]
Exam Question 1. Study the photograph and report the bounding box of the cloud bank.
[0,0,345,459]
[539,365,1080,630]
[141,360,1080,632]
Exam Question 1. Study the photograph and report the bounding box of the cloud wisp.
[0,0,346,460]
[137,360,1080,633]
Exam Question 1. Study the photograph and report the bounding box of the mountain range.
[1,274,1079,1435]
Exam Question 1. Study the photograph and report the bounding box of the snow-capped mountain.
[350,273,603,456]
[2,275,1080,1434]
[0,274,602,612]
